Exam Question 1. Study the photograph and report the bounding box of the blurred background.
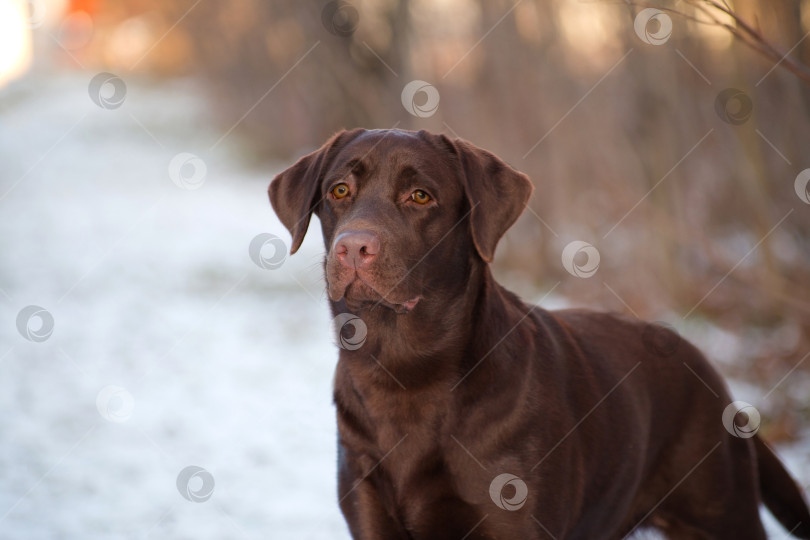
[0,0,808,537]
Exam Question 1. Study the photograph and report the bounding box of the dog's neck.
[330,260,527,390]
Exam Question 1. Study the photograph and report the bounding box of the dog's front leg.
[338,444,411,540]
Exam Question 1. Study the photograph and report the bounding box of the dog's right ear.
[432,134,533,263]
[268,129,363,254]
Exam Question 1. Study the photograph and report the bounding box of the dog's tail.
[755,435,810,538]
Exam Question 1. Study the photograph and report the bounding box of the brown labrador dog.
[269,128,810,539]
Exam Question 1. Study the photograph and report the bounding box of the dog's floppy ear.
[444,136,534,262]
[268,129,363,254]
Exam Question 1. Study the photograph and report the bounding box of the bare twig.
[618,0,810,86]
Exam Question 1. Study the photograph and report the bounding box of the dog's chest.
[362,385,446,450]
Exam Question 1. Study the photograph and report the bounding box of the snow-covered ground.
[0,70,806,539]
[0,71,348,539]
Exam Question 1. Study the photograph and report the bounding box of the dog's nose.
[333,230,380,269]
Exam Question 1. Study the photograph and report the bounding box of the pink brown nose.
[333,230,381,269]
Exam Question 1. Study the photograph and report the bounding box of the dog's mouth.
[337,278,421,314]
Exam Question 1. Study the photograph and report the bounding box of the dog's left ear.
[269,129,363,254]
[441,135,534,262]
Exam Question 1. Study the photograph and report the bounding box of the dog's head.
[269,129,532,314]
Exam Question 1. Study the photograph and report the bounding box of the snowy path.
[0,71,349,539]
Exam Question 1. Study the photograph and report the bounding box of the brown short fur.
[269,128,810,539]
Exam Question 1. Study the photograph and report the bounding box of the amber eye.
[332,183,350,199]
[411,190,431,204]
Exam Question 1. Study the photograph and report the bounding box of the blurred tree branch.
[625,0,810,86]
